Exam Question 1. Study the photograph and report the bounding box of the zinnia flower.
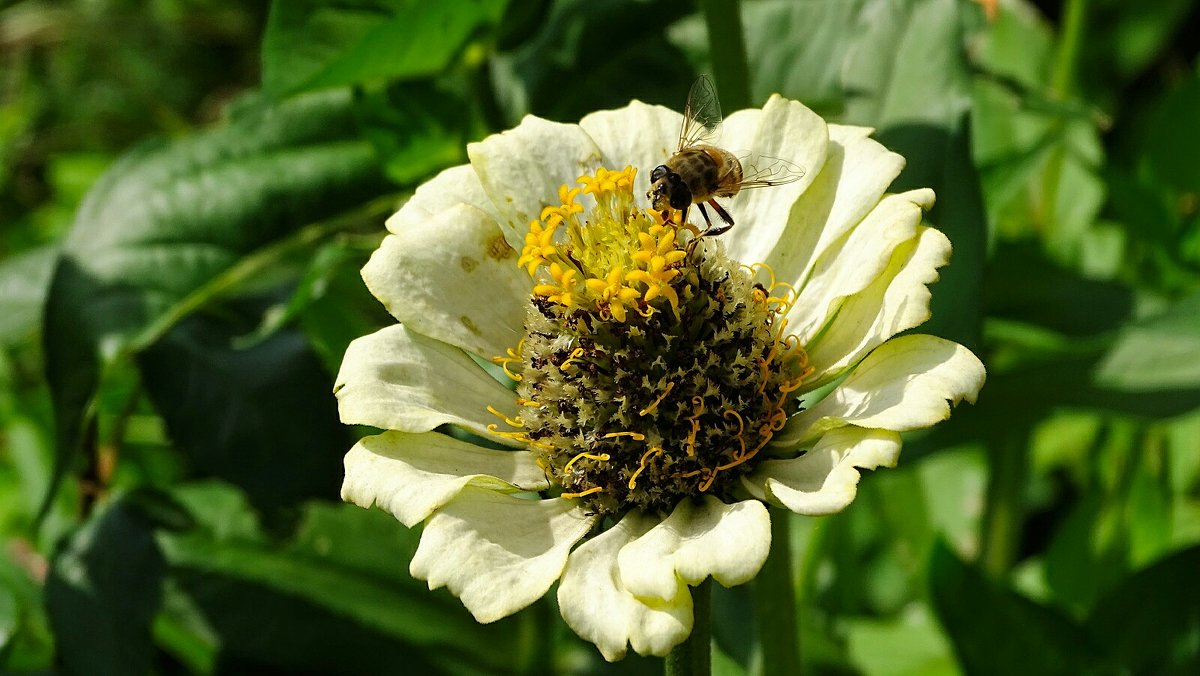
[335,93,985,660]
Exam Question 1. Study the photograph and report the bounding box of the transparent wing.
[735,152,806,190]
[678,75,723,150]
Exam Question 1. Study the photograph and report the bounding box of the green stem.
[666,578,711,676]
[979,431,1029,578]
[697,0,752,110]
[1050,0,1088,98]
[756,508,800,674]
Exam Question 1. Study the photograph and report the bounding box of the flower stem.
[756,507,800,674]
[666,578,711,676]
[1050,0,1088,98]
[697,0,751,110]
[979,431,1029,578]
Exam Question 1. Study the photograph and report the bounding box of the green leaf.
[42,88,387,518]
[1143,72,1200,196]
[136,305,346,514]
[0,246,56,347]
[263,0,510,95]
[158,483,524,673]
[45,493,170,676]
[1087,544,1200,674]
[1094,291,1200,392]
[928,539,1098,675]
[985,242,1133,336]
[490,0,695,124]
[668,0,864,116]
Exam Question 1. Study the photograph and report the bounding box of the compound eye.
[650,165,669,183]
[669,176,692,210]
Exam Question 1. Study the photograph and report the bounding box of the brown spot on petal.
[460,256,479,272]
[487,234,516,261]
[460,315,482,336]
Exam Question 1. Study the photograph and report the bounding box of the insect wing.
[678,75,723,150]
[736,152,806,190]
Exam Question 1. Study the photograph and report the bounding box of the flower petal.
[579,100,681,208]
[410,489,596,623]
[386,164,497,235]
[468,115,603,244]
[335,324,521,442]
[558,512,693,661]
[720,95,829,266]
[745,427,901,515]
[776,334,985,447]
[763,124,906,289]
[363,203,529,358]
[786,188,936,345]
[342,431,549,528]
[616,497,770,602]
[804,226,952,386]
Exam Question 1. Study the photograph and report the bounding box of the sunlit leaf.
[263,0,510,94]
[42,89,387,517]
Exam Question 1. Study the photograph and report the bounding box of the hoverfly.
[648,76,806,240]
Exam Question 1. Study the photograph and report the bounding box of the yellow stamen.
[638,381,675,416]
[627,447,664,490]
[486,405,524,428]
[602,431,647,441]
[558,347,585,371]
[564,451,611,474]
[561,486,604,499]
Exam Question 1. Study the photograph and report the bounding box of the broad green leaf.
[1143,72,1200,195]
[263,0,510,95]
[0,247,56,347]
[1087,544,1200,675]
[844,606,957,676]
[1094,291,1200,392]
[985,242,1133,336]
[841,0,985,351]
[136,308,346,514]
[668,0,865,116]
[45,493,170,676]
[157,482,524,673]
[489,0,694,124]
[42,88,387,517]
[928,539,1098,675]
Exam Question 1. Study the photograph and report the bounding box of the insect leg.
[702,199,734,237]
[696,202,715,231]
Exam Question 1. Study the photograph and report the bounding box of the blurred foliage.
[0,0,1198,673]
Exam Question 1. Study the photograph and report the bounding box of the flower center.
[493,167,814,516]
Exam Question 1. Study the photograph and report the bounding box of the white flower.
[334,95,985,661]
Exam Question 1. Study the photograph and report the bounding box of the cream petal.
[341,431,549,528]
[616,496,770,602]
[558,512,693,661]
[385,164,497,235]
[804,226,952,386]
[334,324,522,443]
[468,115,604,245]
[745,427,901,515]
[762,124,906,289]
[720,95,829,266]
[362,204,529,359]
[776,334,985,447]
[410,488,596,623]
[786,188,936,345]
[579,100,682,209]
